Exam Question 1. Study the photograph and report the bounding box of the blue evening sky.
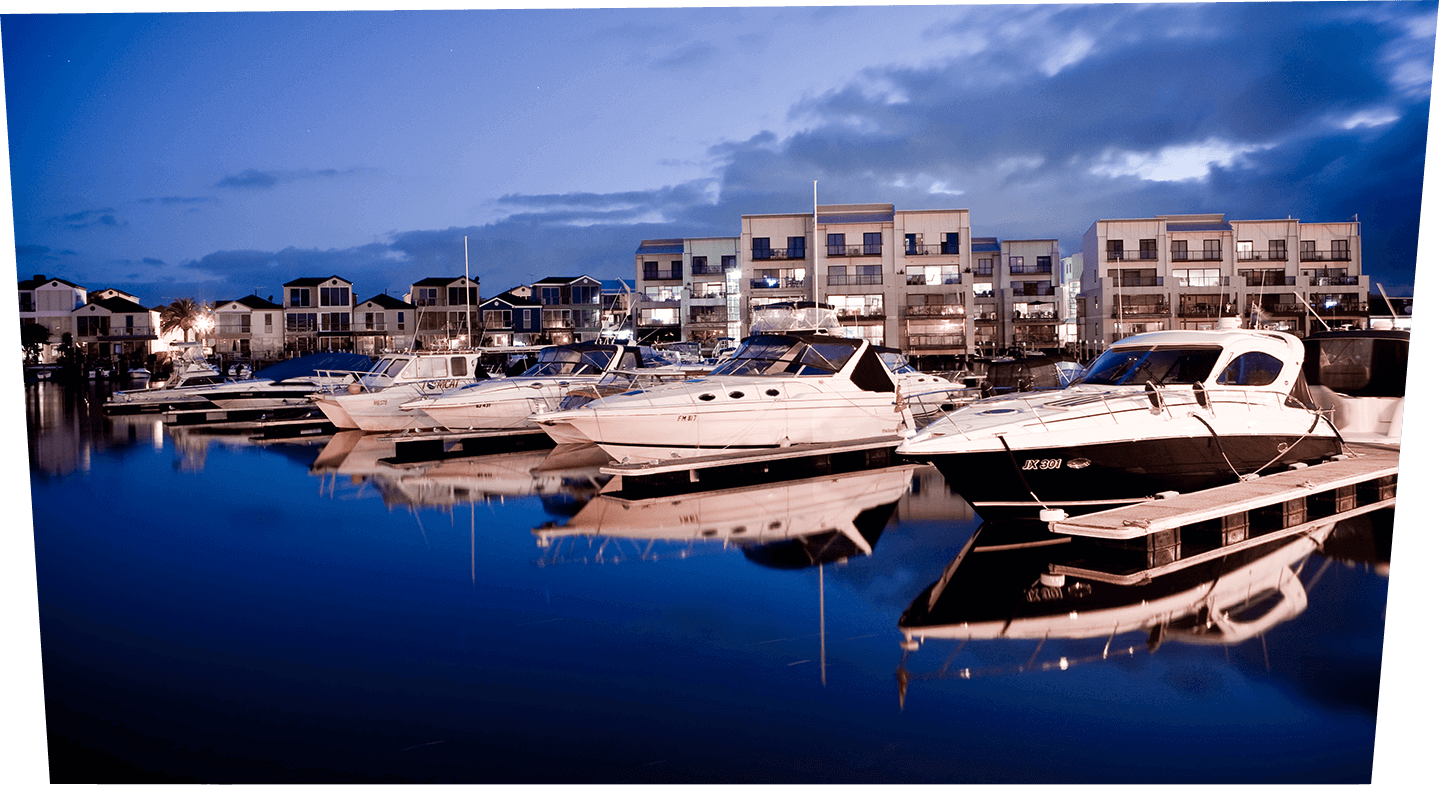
[2,2,1435,305]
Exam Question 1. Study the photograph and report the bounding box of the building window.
[573,285,599,305]
[396,312,405,330]
[484,310,512,329]
[1236,240,1253,260]
[1172,240,1189,261]
[540,287,561,305]
[942,232,959,255]
[415,288,439,306]
[320,287,348,307]
[827,233,845,256]
[521,310,532,329]
[1301,240,1316,260]
[448,286,476,307]
[1269,239,1286,260]
[1139,239,1157,260]
[286,313,317,332]
[1204,239,1222,261]
[863,232,882,255]
[787,236,806,259]
[973,258,994,276]
[320,312,350,332]
[752,237,771,260]
[264,313,273,333]
[1332,240,1350,260]
[239,314,251,333]
[722,255,737,270]
[289,288,311,307]
[1107,240,1124,260]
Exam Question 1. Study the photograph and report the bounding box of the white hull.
[415,380,567,432]
[540,387,906,463]
[336,386,445,432]
[313,395,359,429]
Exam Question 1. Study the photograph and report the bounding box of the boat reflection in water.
[310,432,610,511]
[896,510,1392,706]
[534,464,914,566]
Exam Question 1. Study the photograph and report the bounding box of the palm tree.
[159,297,209,342]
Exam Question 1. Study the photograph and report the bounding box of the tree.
[20,321,50,363]
[159,297,210,342]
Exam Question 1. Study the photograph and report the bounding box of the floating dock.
[600,436,903,495]
[1041,445,1399,584]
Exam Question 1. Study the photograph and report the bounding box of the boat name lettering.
[424,379,467,390]
[676,414,697,422]
[1021,458,1063,470]
[372,399,387,406]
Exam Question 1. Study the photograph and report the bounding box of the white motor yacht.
[403,342,694,435]
[529,332,913,463]
[102,345,229,414]
[193,352,374,411]
[310,349,490,432]
[895,329,1346,520]
[1301,328,1407,445]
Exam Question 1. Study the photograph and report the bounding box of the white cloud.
[1089,137,1273,183]
[1040,32,1097,77]
[1337,108,1401,130]
[928,181,964,196]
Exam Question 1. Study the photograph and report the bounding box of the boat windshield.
[876,349,917,375]
[712,335,857,376]
[519,344,618,377]
[1076,346,1222,386]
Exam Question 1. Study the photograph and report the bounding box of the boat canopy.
[711,333,896,393]
[519,341,620,377]
[750,301,842,334]
[1302,330,1409,398]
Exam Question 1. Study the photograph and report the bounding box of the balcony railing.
[827,274,884,287]
[691,264,722,276]
[904,243,960,256]
[834,308,885,320]
[1110,277,1165,287]
[1010,285,1056,296]
[1013,312,1058,321]
[1307,275,1359,286]
[826,244,883,257]
[79,327,160,338]
[752,248,805,261]
[1111,305,1171,318]
[974,290,997,298]
[1107,250,1162,261]
[749,277,807,290]
[907,334,966,349]
[904,304,966,317]
[688,314,729,325]
[1301,250,1353,262]
[643,269,682,280]
[1241,274,1296,287]
[1176,303,1226,317]
[689,290,728,300]
[974,311,998,321]
[906,274,961,286]
[1169,251,1225,261]
[1312,301,1370,315]
[1013,331,1059,344]
[1008,264,1053,275]
[1177,276,1231,287]
[1237,251,1288,262]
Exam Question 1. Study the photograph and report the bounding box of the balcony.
[974,289,997,299]
[971,266,994,277]
[1301,250,1353,262]
[749,277,807,290]
[1307,275,1359,286]
[827,274,884,287]
[1010,285,1056,297]
[688,290,728,300]
[1013,311,1057,322]
[643,269,682,281]
[688,313,729,325]
[1169,251,1225,262]
[1237,250,1288,262]
[1111,277,1165,287]
[904,243,960,256]
[1177,276,1230,288]
[1008,264,1053,276]
[1111,305,1171,318]
[826,244,883,257]
[974,311,998,321]
[1107,250,1163,262]
[907,334,966,350]
[1312,300,1370,316]
[906,273,962,286]
[1176,303,1226,317]
[80,326,160,339]
[691,264,722,276]
[752,248,805,261]
[905,304,966,317]
[1241,274,1296,287]
[834,308,885,320]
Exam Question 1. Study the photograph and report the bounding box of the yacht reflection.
[533,464,914,568]
[311,433,609,511]
[894,513,1385,704]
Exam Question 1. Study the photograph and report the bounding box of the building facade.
[353,293,416,355]
[409,276,480,350]
[213,294,285,360]
[1080,214,1367,355]
[739,203,972,364]
[18,276,87,361]
[283,276,355,354]
[531,276,603,345]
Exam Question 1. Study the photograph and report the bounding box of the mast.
[464,236,475,348]
[813,181,819,303]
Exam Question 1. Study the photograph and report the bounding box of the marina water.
[24,379,1389,783]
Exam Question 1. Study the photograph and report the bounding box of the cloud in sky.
[3,3,1432,304]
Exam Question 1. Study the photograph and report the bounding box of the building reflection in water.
[25,380,165,477]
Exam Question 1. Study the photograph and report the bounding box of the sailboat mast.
[464,235,474,348]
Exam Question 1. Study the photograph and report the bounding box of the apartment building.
[634,238,741,347]
[477,292,542,347]
[72,296,158,363]
[1080,214,1367,354]
[18,276,87,361]
[531,276,603,345]
[997,239,1063,353]
[409,276,479,349]
[739,203,972,363]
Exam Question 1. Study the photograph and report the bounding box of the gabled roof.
[533,275,601,286]
[284,276,351,287]
[412,276,476,287]
[75,296,152,315]
[230,294,284,310]
[482,292,540,308]
[18,276,84,291]
[361,293,415,310]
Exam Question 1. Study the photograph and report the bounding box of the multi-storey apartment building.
[998,239,1063,353]
[18,275,87,361]
[633,238,741,347]
[283,276,355,354]
[739,203,972,364]
[477,292,542,347]
[72,296,158,363]
[1080,214,1367,353]
[213,294,285,359]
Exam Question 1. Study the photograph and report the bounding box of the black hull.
[917,434,1345,520]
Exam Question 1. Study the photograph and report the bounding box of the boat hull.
[916,433,1344,519]
[335,386,444,432]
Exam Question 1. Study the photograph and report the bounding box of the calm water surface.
[26,380,1389,783]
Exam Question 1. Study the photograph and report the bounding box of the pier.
[379,426,555,464]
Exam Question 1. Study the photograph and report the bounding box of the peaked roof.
[412,276,477,287]
[284,276,351,287]
[76,296,152,314]
[361,293,415,309]
[229,294,284,310]
[533,275,600,285]
[18,276,84,291]
[483,292,540,308]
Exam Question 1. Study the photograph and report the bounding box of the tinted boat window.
[1077,347,1221,386]
[1216,351,1284,386]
